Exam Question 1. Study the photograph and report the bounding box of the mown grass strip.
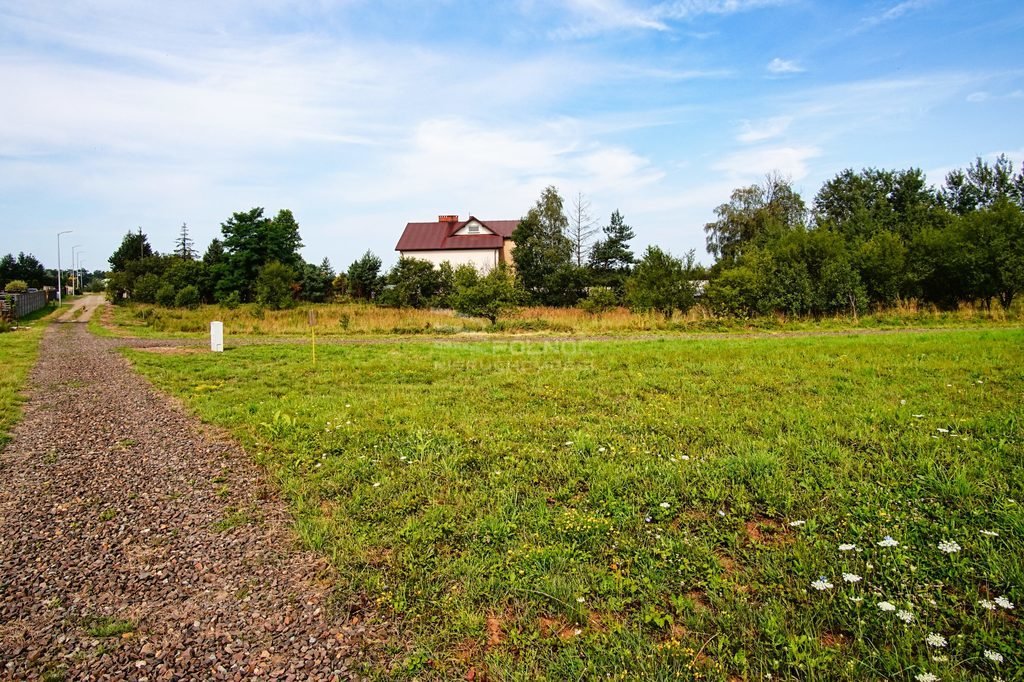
[126,330,1024,680]
[0,306,58,447]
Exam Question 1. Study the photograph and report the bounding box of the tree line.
[103,153,1023,322]
[703,156,1024,316]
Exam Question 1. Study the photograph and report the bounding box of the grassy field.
[0,306,57,447]
[100,299,1022,339]
[125,330,1024,680]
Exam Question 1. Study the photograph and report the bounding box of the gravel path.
[1,306,390,680]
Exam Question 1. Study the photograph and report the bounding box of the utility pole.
[71,245,82,296]
[57,230,72,306]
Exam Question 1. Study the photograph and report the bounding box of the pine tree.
[175,222,196,260]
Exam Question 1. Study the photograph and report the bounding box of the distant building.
[395,215,516,271]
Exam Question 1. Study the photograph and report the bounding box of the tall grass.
[104,298,1023,339]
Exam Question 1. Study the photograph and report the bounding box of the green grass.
[0,305,58,447]
[125,330,1024,680]
[84,616,135,638]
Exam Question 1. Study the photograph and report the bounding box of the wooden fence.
[0,291,48,320]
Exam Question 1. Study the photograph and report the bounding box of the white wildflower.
[598,447,606,453]
[576,597,585,603]
[659,502,670,509]
[878,536,899,548]
[937,540,961,554]
[936,427,949,433]
[915,673,939,682]
[680,455,690,460]
[896,609,914,623]
[984,650,1004,663]
[838,543,856,551]
[372,482,380,488]
[849,596,863,603]
[788,520,805,527]
[811,577,833,591]
[931,655,947,662]
[925,633,947,648]
[878,601,897,612]
[842,573,862,583]
[718,510,726,517]
[979,599,996,610]
[980,530,999,537]
[994,596,1015,610]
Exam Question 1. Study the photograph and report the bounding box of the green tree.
[156,283,177,307]
[175,285,201,309]
[299,258,335,303]
[511,186,574,304]
[379,257,445,308]
[942,155,1023,214]
[346,251,383,300]
[625,246,697,319]
[132,273,161,303]
[705,173,806,266]
[220,208,304,301]
[589,210,636,295]
[0,253,48,290]
[449,264,521,324]
[814,168,940,241]
[960,199,1024,309]
[109,230,155,272]
[254,261,297,310]
[4,279,28,293]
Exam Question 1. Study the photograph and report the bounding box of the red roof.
[396,216,519,252]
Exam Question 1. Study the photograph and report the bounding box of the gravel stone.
[1,299,391,680]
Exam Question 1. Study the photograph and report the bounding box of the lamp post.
[57,230,72,306]
[80,259,86,293]
[71,245,82,296]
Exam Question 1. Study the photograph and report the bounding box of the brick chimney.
[438,214,459,224]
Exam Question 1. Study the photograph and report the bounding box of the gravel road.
[1,303,390,680]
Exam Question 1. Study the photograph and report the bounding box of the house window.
[467,224,480,234]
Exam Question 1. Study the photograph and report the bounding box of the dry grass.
[102,298,1023,339]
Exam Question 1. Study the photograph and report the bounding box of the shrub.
[174,285,201,309]
[255,261,296,310]
[449,264,521,324]
[625,246,697,319]
[218,290,241,309]
[579,287,617,315]
[155,284,177,307]
[3,280,28,293]
[133,274,161,303]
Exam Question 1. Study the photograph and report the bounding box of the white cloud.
[553,0,789,37]
[860,0,933,28]
[713,145,821,181]
[737,116,792,142]
[767,58,804,74]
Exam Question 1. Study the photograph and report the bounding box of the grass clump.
[84,616,135,638]
[126,329,1024,680]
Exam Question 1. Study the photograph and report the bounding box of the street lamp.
[57,230,72,306]
[79,258,86,294]
[71,245,82,296]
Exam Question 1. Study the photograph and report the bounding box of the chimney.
[438,214,458,224]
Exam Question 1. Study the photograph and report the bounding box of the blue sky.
[2,0,1022,273]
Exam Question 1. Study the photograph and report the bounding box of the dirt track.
[0,312,389,680]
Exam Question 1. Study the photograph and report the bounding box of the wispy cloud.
[736,116,792,143]
[767,57,804,74]
[713,145,820,181]
[553,0,789,37]
[860,0,933,29]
